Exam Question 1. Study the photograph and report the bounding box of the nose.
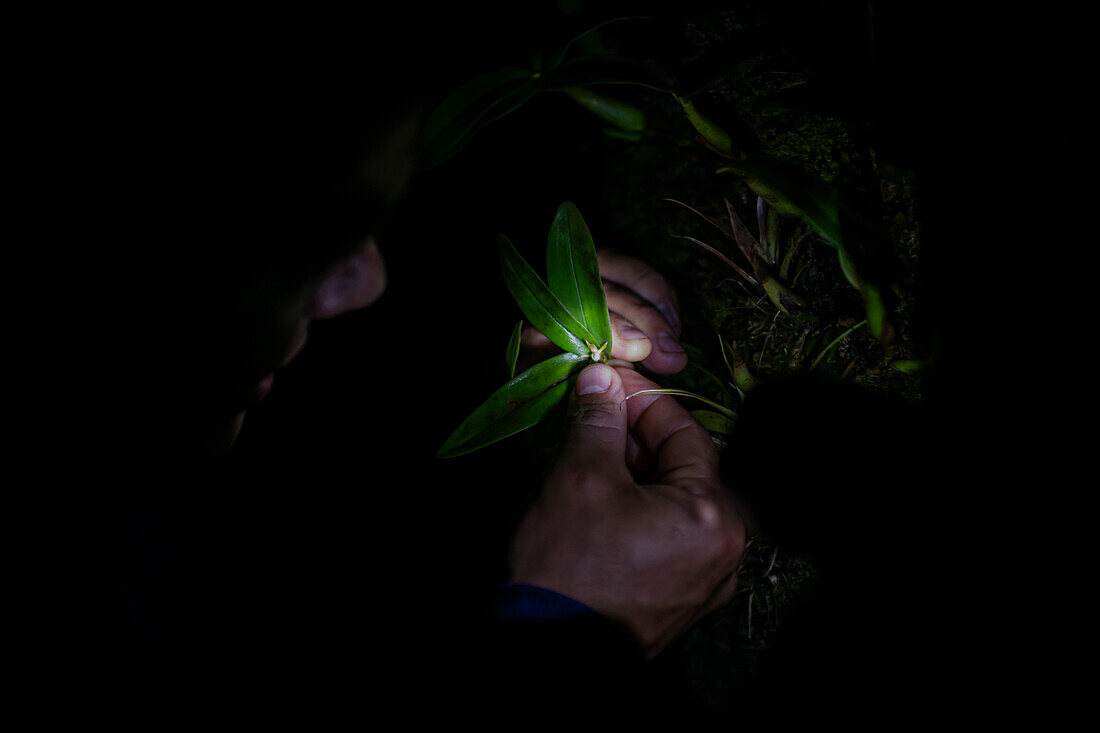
[307,237,388,319]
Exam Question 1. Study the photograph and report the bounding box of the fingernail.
[657,331,685,353]
[658,303,680,330]
[577,365,613,395]
[618,323,647,340]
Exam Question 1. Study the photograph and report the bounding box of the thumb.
[559,364,629,477]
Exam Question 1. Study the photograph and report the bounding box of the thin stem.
[623,389,736,421]
[810,319,868,371]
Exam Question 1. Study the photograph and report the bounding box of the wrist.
[489,582,594,622]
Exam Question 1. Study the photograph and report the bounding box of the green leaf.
[810,319,867,371]
[542,54,675,93]
[625,389,737,421]
[718,157,843,248]
[719,335,759,393]
[717,157,893,340]
[498,233,598,357]
[563,87,645,131]
[419,69,538,170]
[505,320,523,379]
[690,409,735,435]
[546,202,613,350]
[676,95,733,153]
[542,14,649,70]
[422,68,530,141]
[437,352,586,458]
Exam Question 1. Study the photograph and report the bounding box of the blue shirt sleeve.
[489,582,596,622]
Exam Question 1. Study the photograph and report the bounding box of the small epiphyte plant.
[632,328,762,450]
[667,195,805,317]
[419,14,667,171]
[422,8,900,344]
[437,201,613,459]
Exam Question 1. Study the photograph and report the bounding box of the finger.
[697,570,740,619]
[603,281,687,374]
[557,364,631,488]
[520,325,553,349]
[596,250,681,334]
[625,430,656,482]
[608,312,652,362]
[516,325,559,373]
[618,370,719,491]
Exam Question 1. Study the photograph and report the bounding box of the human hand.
[508,364,747,658]
[518,250,687,375]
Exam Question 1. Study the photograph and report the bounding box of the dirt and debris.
[586,4,927,714]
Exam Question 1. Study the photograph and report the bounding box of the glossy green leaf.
[563,87,644,131]
[676,95,733,153]
[419,69,538,170]
[546,202,613,351]
[437,352,586,458]
[498,233,598,357]
[505,320,523,379]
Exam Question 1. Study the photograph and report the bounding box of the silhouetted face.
[173,96,422,456]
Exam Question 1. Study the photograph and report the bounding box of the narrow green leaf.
[546,202,613,350]
[438,352,586,458]
[663,198,734,239]
[505,320,523,379]
[422,68,531,143]
[624,389,737,421]
[562,87,644,131]
[543,54,675,93]
[543,15,649,70]
[498,233,598,357]
[810,319,867,371]
[419,72,538,170]
[718,157,843,246]
[717,157,893,340]
[672,235,757,286]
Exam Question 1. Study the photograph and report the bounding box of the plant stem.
[810,320,867,371]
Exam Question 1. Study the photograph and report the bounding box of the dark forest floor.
[582,4,929,714]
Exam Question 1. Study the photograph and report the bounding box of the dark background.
[96,0,1044,722]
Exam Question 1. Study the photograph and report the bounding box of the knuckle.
[548,463,589,493]
[635,265,663,285]
[688,496,745,562]
[690,496,723,530]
